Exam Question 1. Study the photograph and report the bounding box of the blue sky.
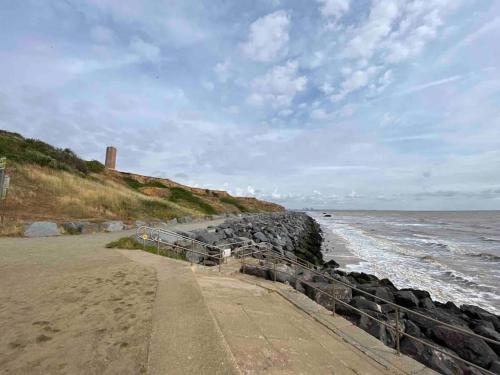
[1,0,499,209]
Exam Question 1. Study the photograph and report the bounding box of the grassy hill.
[0,130,283,235]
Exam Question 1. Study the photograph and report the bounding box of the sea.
[308,210,500,315]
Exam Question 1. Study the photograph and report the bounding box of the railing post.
[219,247,221,273]
[396,306,401,356]
[332,281,336,317]
[157,237,160,255]
[190,239,194,266]
[273,257,276,283]
[242,255,246,274]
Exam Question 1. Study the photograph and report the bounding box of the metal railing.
[235,247,500,375]
[135,225,500,374]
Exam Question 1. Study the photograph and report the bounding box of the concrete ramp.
[121,250,435,375]
[118,250,239,375]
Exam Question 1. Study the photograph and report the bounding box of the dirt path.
[0,219,225,375]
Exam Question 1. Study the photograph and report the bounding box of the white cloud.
[344,0,400,60]
[317,0,350,18]
[240,10,290,62]
[130,36,160,62]
[249,61,307,107]
[331,66,379,101]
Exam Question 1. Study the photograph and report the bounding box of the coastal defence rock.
[101,221,124,232]
[63,221,99,234]
[24,222,61,237]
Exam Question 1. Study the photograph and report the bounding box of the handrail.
[237,248,500,375]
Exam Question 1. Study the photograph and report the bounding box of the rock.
[240,264,269,279]
[490,361,500,374]
[357,314,396,347]
[350,296,382,313]
[461,305,500,331]
[24,222,60,237]
[349,272,379,285]
[253,231,268,243]
[185,250,204,264]
[400,337,462,375]
[323,259,340,269]
[168,218,178,225]
[471,321,500,356]
[268,263,296,284]
[193,230,221,245]
[420,297,435,310]
[404,319,422,338]
[223,228,234,238]
[135,220,147,228]
[355,286,395,303]
[311,283,352,312]
[431,325,498,368]
[394,290,419,308]
[63,221,99,234]
[178,216,193,224]
[101,221,124,232]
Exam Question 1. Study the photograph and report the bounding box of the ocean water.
[308,211,500,314]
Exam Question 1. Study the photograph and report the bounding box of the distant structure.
[105,146,117,170]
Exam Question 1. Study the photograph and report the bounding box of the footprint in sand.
[36,334,52,343]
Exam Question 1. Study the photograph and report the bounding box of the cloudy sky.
[1,0,500,210]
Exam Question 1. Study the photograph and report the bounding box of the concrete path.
[119,250,239,375]
[194,268,393,375]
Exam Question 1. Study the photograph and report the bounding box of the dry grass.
[4,164,195,223]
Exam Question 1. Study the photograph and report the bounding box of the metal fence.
[136,225,500,375]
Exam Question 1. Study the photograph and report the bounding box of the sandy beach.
[0,232,157,375]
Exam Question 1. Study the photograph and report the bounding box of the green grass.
[123,177,168,190]
[220,196,249,212]
[0,130,90,174]
[168,187,217,215]
[106,236,186,260]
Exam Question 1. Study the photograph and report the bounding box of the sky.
[1,0,500,210]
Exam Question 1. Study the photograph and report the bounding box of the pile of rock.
[240,232,500,374]
[23,220,128,237]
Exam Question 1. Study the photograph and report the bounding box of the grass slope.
[0,129,283,235]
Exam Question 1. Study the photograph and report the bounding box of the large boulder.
[268,263,296,284]
[24,222,60,237]
[101,221,124,232]
[240,264,269,279]
[400,337,462,375]
[253,231,268,243]
[461,305,500,331]
[471,321,500,356]
[431,325,499,368]
[63,221,99,234]
[350,296,382,313]
[394,290,419,308]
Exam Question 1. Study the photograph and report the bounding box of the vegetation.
[168,187,217,215]
[220,196,249,212]
[106,236,186,261]
[86,160,105,173]
[0,130,90,174]
[123,176,168,190]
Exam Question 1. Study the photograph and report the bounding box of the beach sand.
[0,232,156,375]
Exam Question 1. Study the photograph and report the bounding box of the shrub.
[123,177,143,190]
[86,160,105,173]
[169,187,217,215]
[220,196,249,212]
